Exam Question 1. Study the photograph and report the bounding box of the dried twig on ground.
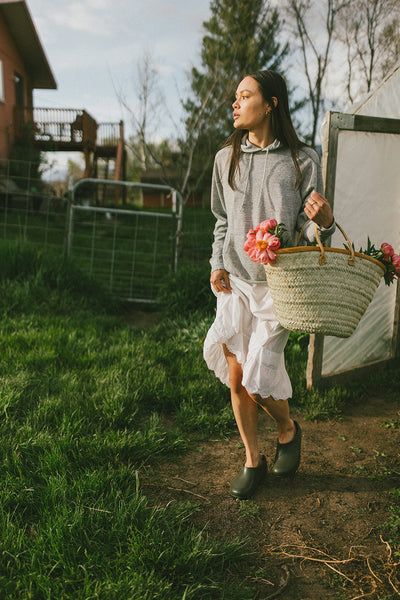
[258,565,290,600]
[166,486,209,501]
[388,573,400,596]
[349,584,376,600]
[366,556,383,583]
[173,475,197,486]
[266,541,399,599]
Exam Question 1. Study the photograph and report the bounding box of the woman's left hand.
[304,190,334,228]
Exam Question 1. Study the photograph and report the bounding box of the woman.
[203,70,334,500]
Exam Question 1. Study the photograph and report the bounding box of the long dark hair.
[224,70,304,190]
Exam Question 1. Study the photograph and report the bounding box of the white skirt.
[203,274,292,401]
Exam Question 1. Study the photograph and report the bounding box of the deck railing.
[12,108,125,178]
[97,122,121,147]
[14,107,99,149]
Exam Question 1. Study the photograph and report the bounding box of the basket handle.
[297,220,355,266]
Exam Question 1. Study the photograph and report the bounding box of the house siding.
[0,11,32,159]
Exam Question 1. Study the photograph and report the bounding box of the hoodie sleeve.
[295,149,335,244]
[209,157,228,272]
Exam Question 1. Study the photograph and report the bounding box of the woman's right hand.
[210,269,232,293]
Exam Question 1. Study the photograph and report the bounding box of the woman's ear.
[271,96,278,108]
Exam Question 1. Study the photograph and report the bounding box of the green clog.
[230,455,267,499]
[272,420,302,477]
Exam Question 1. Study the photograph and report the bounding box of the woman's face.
[232,76,270,131]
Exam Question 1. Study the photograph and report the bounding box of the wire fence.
[68,206,175,302]
[0,157,67,253]
[68,179,181,303]
[0,159,214,302]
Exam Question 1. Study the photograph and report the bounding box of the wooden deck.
[14,107,125,179]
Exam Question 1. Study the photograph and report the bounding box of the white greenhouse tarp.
[322,130,400,376]
[351,62,400,120]
[319,66,400,379]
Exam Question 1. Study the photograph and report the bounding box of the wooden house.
[0,0,56,159]
[0,0,125,184]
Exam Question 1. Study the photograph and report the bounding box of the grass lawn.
[0,240,252,599]
[0,239,398,599]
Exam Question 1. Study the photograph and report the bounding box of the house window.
[0,60,4,102]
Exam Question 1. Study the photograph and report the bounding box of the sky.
[25,0,365,179]
[27,0,212,174]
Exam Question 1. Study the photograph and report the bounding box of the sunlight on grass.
[0,239,396,598]
[0,240,255,599]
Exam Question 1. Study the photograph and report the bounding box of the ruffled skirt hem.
[203,275,292,401]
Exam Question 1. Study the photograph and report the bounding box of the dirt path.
[142,391,400,599]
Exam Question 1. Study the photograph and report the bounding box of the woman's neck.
[248,126,275,149]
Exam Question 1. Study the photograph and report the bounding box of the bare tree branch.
[338,0,400,103]
[285,0,344,145]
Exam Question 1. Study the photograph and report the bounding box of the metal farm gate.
[67,179,183,303]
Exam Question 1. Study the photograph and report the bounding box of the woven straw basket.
[264,222,386,338]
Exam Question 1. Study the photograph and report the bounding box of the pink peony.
[256,229,270,243]
[381,243,394,259]
[258,218,278,232]
[392,254,400,275]
[247,245,259,260]
[243,236,256,252]
[254,232,281,264]
[257,247,277,264]
[243,221,282,265]
[266,234,281,251]
[243,229,258,252]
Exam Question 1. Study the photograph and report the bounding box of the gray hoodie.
[209,137,335,283]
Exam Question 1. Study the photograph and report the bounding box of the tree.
[181,0,288,201]
[338,0,400,104]
[379,18,400,79]
[67,157,85,186]
[114,4,289,204]
[117,51,165,173]
[115,51,184,203]
[282,0,400,143]
[284,0,344,146]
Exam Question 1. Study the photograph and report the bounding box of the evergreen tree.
[180,0,288,200]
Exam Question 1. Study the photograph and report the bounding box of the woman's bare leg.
[223,344,300,484]
[252,396,301,477]
[223,345,297,466]
[223,345,261,467]
[251,396,296,444]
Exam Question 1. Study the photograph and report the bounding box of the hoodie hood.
[240,135,282,153]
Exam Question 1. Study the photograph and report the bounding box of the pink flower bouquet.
[376,243,400,285]
[243,219,286,265]
[244,219,400,287]
[347,237,400,286]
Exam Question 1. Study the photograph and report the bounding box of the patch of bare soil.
[142,391,400,599]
